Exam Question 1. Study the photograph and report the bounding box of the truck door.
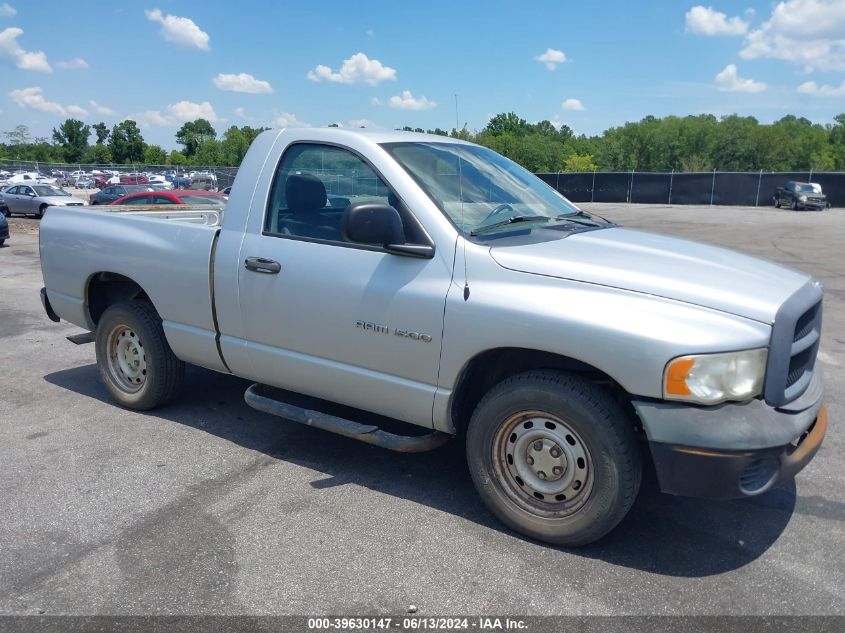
[235,142,452,427]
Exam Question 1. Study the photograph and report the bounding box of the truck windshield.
[381,141,609,237]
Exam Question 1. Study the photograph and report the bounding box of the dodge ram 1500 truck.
[39,128,827,546]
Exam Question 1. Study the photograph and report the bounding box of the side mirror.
[341,202,405,245]
[27,192,36,197]
[341,201,435,259]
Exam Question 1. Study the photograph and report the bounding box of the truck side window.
[264,143,426,245]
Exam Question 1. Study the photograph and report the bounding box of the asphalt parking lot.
[1,203,843,616]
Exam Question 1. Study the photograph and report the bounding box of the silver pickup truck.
[39,128,827,546]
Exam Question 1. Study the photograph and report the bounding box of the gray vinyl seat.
[280,173,340,241]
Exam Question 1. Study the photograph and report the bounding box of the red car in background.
[110,190,227,206]
[120,174,149,185]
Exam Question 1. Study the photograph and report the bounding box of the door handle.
[244,257,281,274]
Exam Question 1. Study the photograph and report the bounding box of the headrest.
[286,173,327,214]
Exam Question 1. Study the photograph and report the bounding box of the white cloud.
[89,100,115,116]
[234,107,246,117]
[145,8,210,51]
[740,0,845,71]
[797,80,845,96]
[714,64,767,92]
[561,98,585,111]
[213,72,273,94]
[0,27,51,71]
[307,52,396,85]
[388,90,437,110]
[67,104,88,116]
[57,57,88,70]
[685,6,749,36]
[0,3,16,16]
[370,96,382,106]
[134,110,173,127]
[167,100,218,121]
[274,112,309,127]
[534,48,567,70]
[10,86,65,115]
[133,100,219,127]
[348,118,375,128]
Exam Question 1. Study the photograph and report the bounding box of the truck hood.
[489,227,810,323]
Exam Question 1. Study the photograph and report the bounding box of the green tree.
[86,143,112,164]
[52,119,91,163]
[563,154,598,172]
[92,122,109,145]
[175,119,217,157]
[144,144,167,165]
[108,120,145,163]
[168,150,188,166]
[193,139,222,166]
[219,125,267,165]
[485,112,531,136]
[4,124,31,146]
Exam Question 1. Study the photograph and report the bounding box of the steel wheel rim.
[106,325,147,393]
[493,410,593,518]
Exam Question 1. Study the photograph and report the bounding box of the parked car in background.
[775,182,829,211]
[74,175,95,189]
[0,209,8,245]
[7,172,56,186]
[0,185,9,217]
[0,184,85,218]
[188,172,217,191]
[111,190,227,206]
[169,174,192,189]
[119,173,150,185]
[89,185,154,205]
[220,186,231,196]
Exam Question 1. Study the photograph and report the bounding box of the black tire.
[38,204,47,218]
[466,371,641,546]
[791,199,798,211]
[95,300,184,410]
[0,239,5,246]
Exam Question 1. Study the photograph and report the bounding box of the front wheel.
[774,196,781,208]
[791,199,798,211]
[38,204,48,218]
[95,300,184,410]
[466,371,641,546]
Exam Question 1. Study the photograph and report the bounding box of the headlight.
[799,195,807,202]
[663,348,768,405]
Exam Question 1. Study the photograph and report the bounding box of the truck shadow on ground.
[45,362,820,578]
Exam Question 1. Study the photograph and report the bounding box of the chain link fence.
[536,171,845,208]
[0,160,239,190]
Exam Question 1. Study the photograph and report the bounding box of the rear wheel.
[466,371,641,546]
[95,300,184,410]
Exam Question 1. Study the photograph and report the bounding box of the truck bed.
[40,203,226,372]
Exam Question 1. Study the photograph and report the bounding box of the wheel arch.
[449,347,637,435]
[85,271,153,328]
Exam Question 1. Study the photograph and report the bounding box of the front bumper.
[633,366,826,499]
[648,406,826,499]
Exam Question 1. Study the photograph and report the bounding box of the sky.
[1,0,844,150]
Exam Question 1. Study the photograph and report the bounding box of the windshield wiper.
[554,211,614,227]
[470,215,550,236]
